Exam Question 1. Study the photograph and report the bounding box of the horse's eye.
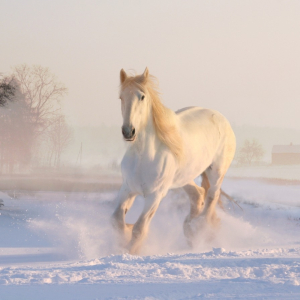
[141,95,145,101]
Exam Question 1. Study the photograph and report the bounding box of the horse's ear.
[142,67,149,79]
[138,67,149,84]
[120,69,127,84]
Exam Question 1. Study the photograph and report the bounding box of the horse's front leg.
[127,192,163,254]
[111,184,137,247]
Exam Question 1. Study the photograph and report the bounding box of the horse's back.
[176,106,224,124]
[176,106,234,139]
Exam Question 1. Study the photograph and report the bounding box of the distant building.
[272,143,300,165]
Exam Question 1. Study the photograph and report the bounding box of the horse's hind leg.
[203,139,235,227]
[202,167,226,228]
[183,181,206,246]
[201,172,210,197]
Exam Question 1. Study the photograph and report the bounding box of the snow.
[0,177,300,299]
[1,248,300,285]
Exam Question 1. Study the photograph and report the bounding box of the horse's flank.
[120,74,184,161]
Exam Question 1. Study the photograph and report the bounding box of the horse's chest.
[121,153,172,196]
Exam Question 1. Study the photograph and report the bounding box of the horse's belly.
[171,156,210,188]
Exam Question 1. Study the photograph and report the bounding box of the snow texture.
[0,177,300,299]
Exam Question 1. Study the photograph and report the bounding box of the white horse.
[111,68,236,254]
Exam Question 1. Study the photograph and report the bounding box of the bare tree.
[10,65,69,169]
[236,139,265,165]
[46,114,73,169]
[0,76,16,107]
[12,65,67,134]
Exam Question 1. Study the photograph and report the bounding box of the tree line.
[235,139,265,166]
[0,65,72,174]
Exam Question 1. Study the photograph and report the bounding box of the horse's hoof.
[127,244,141,255]
[208,219,220,230]
[185,238,194,248]
[211,215,221,229]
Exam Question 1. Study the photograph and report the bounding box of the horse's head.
[119,68,151,142]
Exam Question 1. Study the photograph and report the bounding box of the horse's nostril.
[122,126,135,139]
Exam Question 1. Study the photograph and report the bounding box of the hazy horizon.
[1,0,300,130]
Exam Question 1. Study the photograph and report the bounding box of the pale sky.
[1,0,300,129]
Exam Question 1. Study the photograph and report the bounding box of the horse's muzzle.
[122,125,136,141]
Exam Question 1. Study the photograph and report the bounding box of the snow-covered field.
[0,177,300,299]
[227,165,300,181]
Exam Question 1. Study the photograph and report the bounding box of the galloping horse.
[112,68,236,254]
